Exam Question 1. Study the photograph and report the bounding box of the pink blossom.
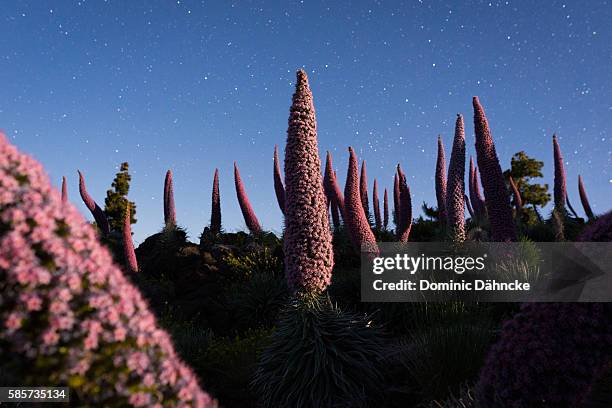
[164,170,177,226]
[445,114,466,243]
[234,162,262,234]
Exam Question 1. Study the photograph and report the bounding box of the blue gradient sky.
[1,0,610,243]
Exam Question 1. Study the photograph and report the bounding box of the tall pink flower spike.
[383,188,389,231]
[234,162,262,234]
[578,175,595,221]
[210,168,221,233]
[446,114,466,243]
[344,147,379,254]
[273,144,286,215]
[472,96,517,241]
[552,134,567,211]
[77,170,110,235]
[373,179,382,231]
[163,169,176,227]
[323,151,345,219]
[0,133,215,407]
[393,172,400,228]
[469,156,485,220]
[123,203,138,273]
[435,135,447,222]
[61,176,68,203]
[397,165,412,242]
[283,69,334,293]
[360,160,370,220]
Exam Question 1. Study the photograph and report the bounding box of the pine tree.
[104,162,136,233]
[503,151,550,224]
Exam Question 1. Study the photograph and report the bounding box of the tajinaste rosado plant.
[465,194,475,218]
[373,179,382,231]
[323,151,345,224]
[345,147,378,254]
[383,188,389,231]
[210,168,221,234]
[273,144,286,215]
[123,203,138,273]
[0,133,214,407]
[360,160,370,221]
[61,176,67,203]
[552,134,566,212]
[283,69,334,293]
[397,165,412,242]
[445,114,466,243]
[435,135,447,222]
[234,162,262,234]
[163,169,176,227]
[578,175,595,221]
[472,96,517,241]
[469,156,487,221]
[77,170,110,236]
[393,172,400,229]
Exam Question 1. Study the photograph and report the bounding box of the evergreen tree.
[503,151,550,224]
[104,162,136,233]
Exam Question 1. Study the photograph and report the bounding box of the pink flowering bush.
[164,169,177,227]
[445,114,465,243]
[282,69,334,293]
[234,162,262,234]
[435,135,447,222]
[578,175,595,221]
[0,133,214,407]
[273,145,286,215]
[472,96,516,241]
[78,170,110,235]
[210,168,222,234]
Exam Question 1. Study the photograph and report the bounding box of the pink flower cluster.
[283,69,334,293]
[0,133,215,407]
[445,114,466,243]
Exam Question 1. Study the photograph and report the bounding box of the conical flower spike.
[78,170,110,235]
[273,145,286,215]
[234,162,262,234]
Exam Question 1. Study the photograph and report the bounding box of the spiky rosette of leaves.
[123,203,138,273]
[397,166,412,242]
[578,210,612,242]
[476,302,612,407]
[360,160,370,221]
[445,114,466,243]
[234,162,262,234]
[508,176,522,209]
[163,169,176,227]
[553,134,566,211]
[210,168,221,234]
[0,133,214,407]
[578,175,595,221]
[323,151,345,217]
[393,172,400,228]
[344,147,378,253]
[472,96,516,241]
[283,69,334,294]
[61,176,67,203]
[383,188,389,230]
[77,170,110,235]
[435,135,447,222]
[273,145,286,215]
[373,179,382,231]
[253,295,385,408]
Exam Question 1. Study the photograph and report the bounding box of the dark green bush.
[253,294,386,408]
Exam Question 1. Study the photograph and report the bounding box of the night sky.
[1,0,610,243]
